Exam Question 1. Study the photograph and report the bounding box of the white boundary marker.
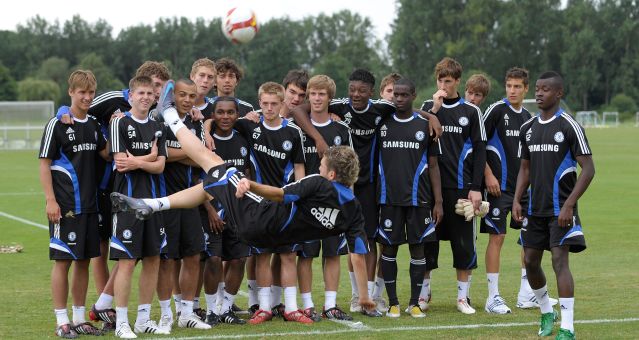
[0,210,48,230]
[148,317,639,340]
[0,192,41,196]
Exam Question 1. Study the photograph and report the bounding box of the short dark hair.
[394,77,416,95]
[215,58,244,81]
[505,67,529,86]
[348,69,375,88]
[212,96,239,112]
[538,71,564,90]
[176,78,196,87]
[282,69,309,91]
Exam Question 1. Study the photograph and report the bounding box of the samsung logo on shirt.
[443,125,463,134]
[72,143,97,152]
[528,144,559,152]
[167,140,181,148]
[506,130,520,137]
[382,140,420,149]
[254,144,286,159]
[131,142,152,150]
[351,128,376,136]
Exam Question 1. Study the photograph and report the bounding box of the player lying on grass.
[110,82,376,312]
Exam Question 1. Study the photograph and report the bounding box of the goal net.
[0,101,54,150]
[602,111,619,127]
[575,111,599,127]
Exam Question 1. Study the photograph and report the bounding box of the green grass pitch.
[0,126,638,339]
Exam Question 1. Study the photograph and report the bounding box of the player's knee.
[523,253,542,271]
[408,243,424,259]
[381,244,398,258]
[488,233,506,246]
[551,251,570,274]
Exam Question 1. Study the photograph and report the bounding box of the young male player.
[480,67,529,314]
[464,74,491,108]
[296,75,355,321]
[109,76,168,338]
[420,57,487,314]
[110,95,376,314]
[213,58,254,116]
[379,73,403,102]
[513,71,594,339]
[155,79,210,331]
[202,97,253,325]
[376,78,443,318]
[40,70,109,338]
[456,72,490,306]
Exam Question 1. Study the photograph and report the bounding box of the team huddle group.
[39,55,594,340]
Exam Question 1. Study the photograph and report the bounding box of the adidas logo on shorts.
[311,207,339,229]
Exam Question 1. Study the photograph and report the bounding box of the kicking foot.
[110,193,153,220]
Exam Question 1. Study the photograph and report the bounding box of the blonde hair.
[307,75,336,99]
[465,74,491,96]
[258,82,285,101]
[190,58,216,77]
[68,70,97,91]
[136,61,170,81]
[379,72,402,93]
[129,75,153,92]
[325,146,359,187]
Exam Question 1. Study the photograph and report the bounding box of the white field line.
[0,210,47,230]
[328,318,370,329]
[148,317,639,340]
[0,192,41,196]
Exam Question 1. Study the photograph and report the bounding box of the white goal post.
[602,111,620,127]
[575,111,599,127]
[0,101,54,150]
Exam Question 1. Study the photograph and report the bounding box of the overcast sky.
[0,0,397,39]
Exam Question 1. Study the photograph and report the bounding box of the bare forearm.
[428,157,443,204]
[248,181,284,202]
[351,253,370,299]
[513,162,530,203]
[564,156,595,207]
[139,157,166,174]
[167,147,188,162]
[39,159,56,201]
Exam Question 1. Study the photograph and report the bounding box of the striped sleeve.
[110,116,126,154]
[561,113,592,156]
[39,118,59,158]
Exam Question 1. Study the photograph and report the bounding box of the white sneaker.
[178,314,212,329]
[418,293,431,311]
[115,323,137,339]
[134,319,170,335]
[485,295,512,314]
[517,292,559,309]
[374,296,389,313]
[158,314,173,333]
[349,295,361,313]
[456,298,476,314]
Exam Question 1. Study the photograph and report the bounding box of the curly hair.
[324,146,359,187]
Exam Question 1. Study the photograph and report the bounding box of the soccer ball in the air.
[221,7,258,44]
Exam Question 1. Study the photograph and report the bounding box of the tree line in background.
[0,0,637,119]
